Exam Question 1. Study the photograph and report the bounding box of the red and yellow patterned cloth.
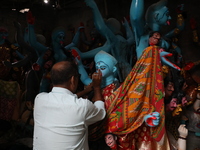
[89,46,170,149]
[105,46,165,140]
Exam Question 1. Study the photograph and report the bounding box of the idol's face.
[55,32,65,45]
[105,134,117,148]
[96,61,111,78]
[165,82,174,97]
[157,7,171,26]
[166,98,178,111]
[181,96,188,107]
[149,32,161,45]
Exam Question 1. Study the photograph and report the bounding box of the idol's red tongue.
[167,20,170,25]
[60,41,63,45]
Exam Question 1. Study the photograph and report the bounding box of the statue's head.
[36,34,46,46]
[105,133,117,149]
[105,18,122,35]
[145,0,171,27]
[149,31,161,45]
[165,94,178,112]
[51,27,66,45]
[94,51,117,78]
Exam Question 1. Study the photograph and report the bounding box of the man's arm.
[85,70,106,125]
[91,70,103,102]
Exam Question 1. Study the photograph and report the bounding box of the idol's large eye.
[59,35,64,39]
[100,66,106,70]
[165,11,169,17]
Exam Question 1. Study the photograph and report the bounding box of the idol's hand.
[144,112,160,127]
[160,50,181,71]
[26,11,35,25]
[122,17,129,27]
[78,22,85,32]
[71,48,81,65]
[84,0,96,8]
[178,124,188,138]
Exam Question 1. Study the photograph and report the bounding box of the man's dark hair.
[51,61,79,85]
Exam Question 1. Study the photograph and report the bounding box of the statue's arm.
[130,0,145,46]
[84,0,115,40]
[27,11,47,52]
[160,49,181,71]
[122,17,135,45]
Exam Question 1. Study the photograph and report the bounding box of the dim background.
[0,0,200,79]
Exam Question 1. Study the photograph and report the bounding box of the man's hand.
[91,69,103,102]
[144,112,160,127]
[92,69,102,89]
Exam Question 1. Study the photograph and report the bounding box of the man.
[33,61,106,150]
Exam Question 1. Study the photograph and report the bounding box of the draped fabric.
[89,46,166,144]
[105,45,165,141]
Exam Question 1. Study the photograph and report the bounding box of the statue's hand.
[160,50,181,71]
[122,17,129,27]
[144,112,160,127]
[26,11,35,25]
[178,124,188,138]
[71,48,81,65]
[78,22,85,32]
[84,0,96,8]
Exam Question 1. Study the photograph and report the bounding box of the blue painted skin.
[75,49,161,127]
[3,21,38,68]
[130,0,184,126]
[28,18,82,64]
[130,0,184,63]
[75,0,134,82]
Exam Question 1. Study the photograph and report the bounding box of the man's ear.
[70,76,75,89]
[113,66,117,73]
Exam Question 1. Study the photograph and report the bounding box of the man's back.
[33,87,105,150]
